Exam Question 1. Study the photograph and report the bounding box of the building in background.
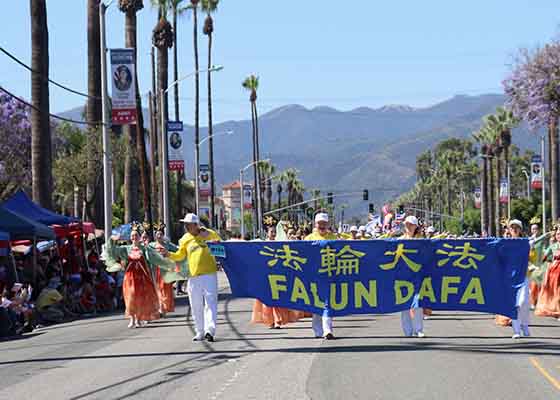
[222,181,253,232]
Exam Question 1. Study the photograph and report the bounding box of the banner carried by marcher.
[217,239,528,318]
[531,155,543,190]
[167,121,184,171]
[110,48,136,125]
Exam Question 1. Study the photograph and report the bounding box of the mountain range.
[61,94,541,218]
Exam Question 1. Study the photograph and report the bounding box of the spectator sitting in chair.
[36,277,76,323]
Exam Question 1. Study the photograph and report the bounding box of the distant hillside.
[61,94,540,218]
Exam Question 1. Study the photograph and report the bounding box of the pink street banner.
[531,155,543,190]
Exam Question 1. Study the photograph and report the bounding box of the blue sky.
[1,1,560,123]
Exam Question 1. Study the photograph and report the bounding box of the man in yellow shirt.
[305,213,337,340]
[169,213,221,342]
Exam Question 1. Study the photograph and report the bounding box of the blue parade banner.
[217,239,529,318]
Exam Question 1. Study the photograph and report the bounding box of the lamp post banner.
[216,239,529,318]
[199,164,211,197]
[167,121,184,171]
[110,49,137,125]
[531,155,543,190]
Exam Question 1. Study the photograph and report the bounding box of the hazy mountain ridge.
[61,93,538,217]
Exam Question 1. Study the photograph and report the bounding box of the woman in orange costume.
[151,225,176,316]
[251,226,301,328]
[535,227,560,319]
[105,227,175,328]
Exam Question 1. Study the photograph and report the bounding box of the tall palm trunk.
[86,0,103,226]
[173,6,183,232]
[206,16,216,228]
[123,12,139,223]
[157,35,169,223]
[193,3,200,213]
[150,48,159,221]
[254,102,262,225]
[250,101,258,226]
[446,172,452,215]
[481,157,488,234]
[551,116,559,223]
[495,151,502,235]
[488,155,495,236]
[30,0,52,209]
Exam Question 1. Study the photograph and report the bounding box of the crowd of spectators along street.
[0,237,124,338]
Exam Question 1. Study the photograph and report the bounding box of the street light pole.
[522,168,531,200]
[542,136,547,233]
[100,1,113,245]
[159,65,223,231]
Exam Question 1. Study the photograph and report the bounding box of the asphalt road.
[1,272,559,400]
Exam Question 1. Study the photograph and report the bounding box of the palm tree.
[258,160,275,212]
[242,75,261,224]
[30,0,52,209]
[191,0,201,212]
[118,0,145,223]
[474,126,497,235]
[86,0,103,226]
[202,0,219,226]
[151,0,174,227]
[169,0,188,230]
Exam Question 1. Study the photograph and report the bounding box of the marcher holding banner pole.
[304,213,337,340]
[508,220,531,339]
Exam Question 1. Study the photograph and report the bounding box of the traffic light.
[363,189,369,201]
[327,192,333,204]
[369,203,374,214]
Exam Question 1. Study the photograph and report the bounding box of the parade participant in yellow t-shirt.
[305,213,337,340]
[168,213,221,342]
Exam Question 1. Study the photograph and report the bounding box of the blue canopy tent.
[0,207,56,284]
[2,190,78,226]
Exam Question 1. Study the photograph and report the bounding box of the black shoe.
[204,333,215,342]
[323,333,335,340]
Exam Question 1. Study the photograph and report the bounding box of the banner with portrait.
[474,188,481,209]
[110,49,136,125]
[199,164,211,197]
[531,155,543,190]
[167,121,184,171]
[499,178,509,204]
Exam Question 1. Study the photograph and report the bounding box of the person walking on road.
[305,213,337,340]
[168,214,222,342]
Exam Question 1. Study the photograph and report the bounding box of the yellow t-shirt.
[36,288,63,311]
[169,228,221,277]
[305,231,338,241]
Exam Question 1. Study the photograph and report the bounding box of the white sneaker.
[512,333,521,339]
[128,320,135,329]
[416,332,426,338]
[192,334,205,342]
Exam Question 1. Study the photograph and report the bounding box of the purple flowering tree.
[0,93,32,200]
[503,43,560,222]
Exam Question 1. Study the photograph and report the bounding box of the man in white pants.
[169,213,221,342]
[509,219,531,339]
[305,213,337,340]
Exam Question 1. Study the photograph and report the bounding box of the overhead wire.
[0,45,101,100]
[0,85,104,127]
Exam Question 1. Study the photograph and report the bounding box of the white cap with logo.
[315,213,329,223]
[509,219,523,229]
[350,226,358,232]
[180,213,200,224]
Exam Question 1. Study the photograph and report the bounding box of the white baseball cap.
[315,213,329,223]
[426,226,436,234]
[358,225,366,232]
[404,215,419,226]
[509,219,523,229]
[180,213,200,224]
[350,226,358,232]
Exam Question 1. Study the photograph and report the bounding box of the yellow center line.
[530,357,560,391]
